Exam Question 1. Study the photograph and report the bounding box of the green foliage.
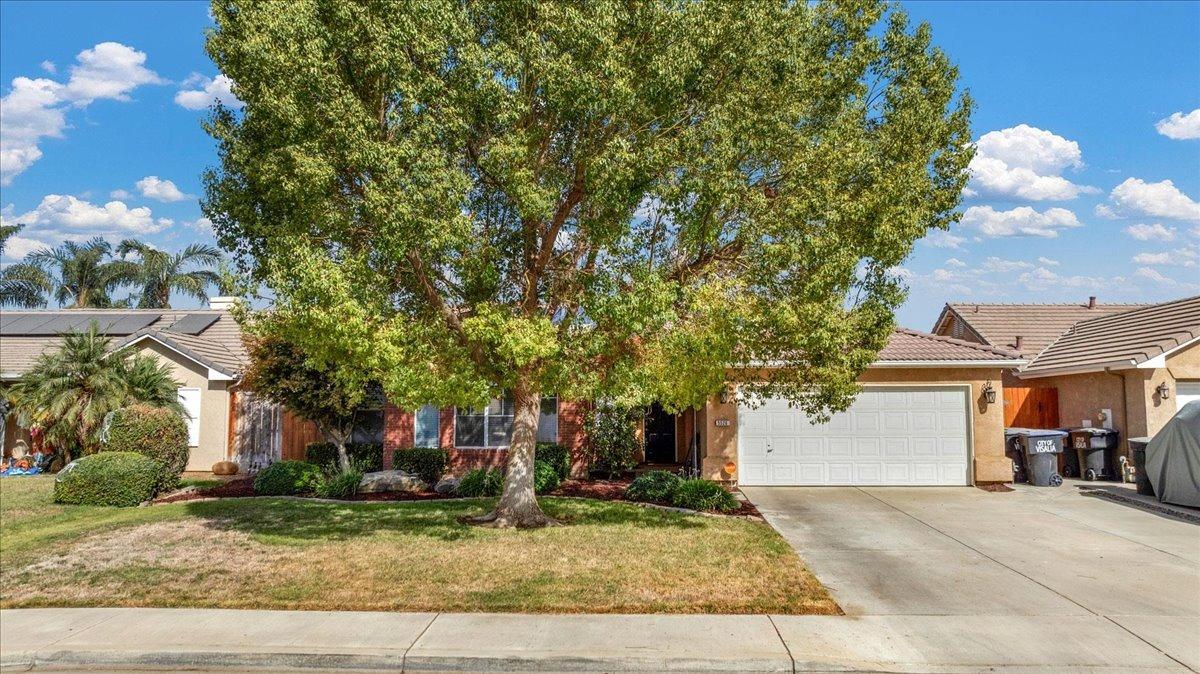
[1,225,50,308]
[8,324,184,460]
[626,471,683,504]
[535,442,572,480]
[116,239,222,309]
[392,447,448,484]
[583,406,641,479]
[457,468,504,497]
[315,468,364,499]
[22,238,138,309]
[671,479,738,513]
[254,460,323,496]
[533,460,561,495]
[102,404,190,492]
[306,442,383,473]
[54,452,160,507]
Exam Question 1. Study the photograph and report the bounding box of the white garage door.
[1177,381,1200,412]
[738,386,971,486]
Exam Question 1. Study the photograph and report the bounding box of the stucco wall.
[133,341,231,472]
[699,367,1010,484]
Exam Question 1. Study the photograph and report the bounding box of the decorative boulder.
[434,476,460,495]
[358,470,428,494]
[212,460,239,476]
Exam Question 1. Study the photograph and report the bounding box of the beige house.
[1,301,248,472]
[932,295,1200,457]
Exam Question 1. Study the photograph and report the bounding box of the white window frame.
[452,395,559,448]
[178,387,201,447]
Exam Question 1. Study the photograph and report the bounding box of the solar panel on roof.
[0,313,159,336]
[0,315,57,335]
[165,313,220,335]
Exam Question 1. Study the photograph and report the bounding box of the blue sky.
[1,1,1198,328]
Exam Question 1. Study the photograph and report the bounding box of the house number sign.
[714,419,731,427]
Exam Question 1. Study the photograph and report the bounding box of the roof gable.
[934,301,1150,358]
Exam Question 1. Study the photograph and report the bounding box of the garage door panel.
[738,386,970,486]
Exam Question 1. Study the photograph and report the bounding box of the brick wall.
[381,404,413,469]
[558,399,590,478]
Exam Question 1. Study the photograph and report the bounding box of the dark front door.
[644,403,676,464]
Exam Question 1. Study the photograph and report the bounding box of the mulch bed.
[154,475,762,517]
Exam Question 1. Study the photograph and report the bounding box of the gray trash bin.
[1129,437,1153,496]
[1006,428,1066,487]
[1068,428,1120,481]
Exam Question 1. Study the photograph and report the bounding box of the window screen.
[414,404,440,448]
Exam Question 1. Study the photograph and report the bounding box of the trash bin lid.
[1068,427,1118,436]
[1005,427,1068,438]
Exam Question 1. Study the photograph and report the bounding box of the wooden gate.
[1004,387,1060,429]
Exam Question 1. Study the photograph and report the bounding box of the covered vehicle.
[1144,400,1200,508]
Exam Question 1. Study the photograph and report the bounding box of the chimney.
[209,296,238,311]
[1015,335,1024,351]
[1088,296,1097,309]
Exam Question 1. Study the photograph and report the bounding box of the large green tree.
[116,239,223,309]
[20,239,137,309]
[204,0,972,527]
[1,225,51,308]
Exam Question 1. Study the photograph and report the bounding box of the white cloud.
[1124,223,1177,242]
[135,175,189,202]
[109,189,131,200]
[1132,247,1198,267]
[1036,256,1060,266]
[1017,267,1109,291]
[979,256,1032,273]
[1,234,45,259]
[961,205,1082,238]
[966,125,1096,201]
[186,216,215,234]
[1097,178,1200,222]
[175,74,242,111]
[944,257,966,268]
[39,60,56,74]
[1155,109,1200,140]
[0,42,162,185]
[923,229,966,249]
[1192,225,1200,238]
[8,194,168,238]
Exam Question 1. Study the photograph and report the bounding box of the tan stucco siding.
[699,367,1010,484]
[133,340,231,472]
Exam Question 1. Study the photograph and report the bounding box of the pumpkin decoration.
[212,460,239,476]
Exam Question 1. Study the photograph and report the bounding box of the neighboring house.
[932,295,1200,455]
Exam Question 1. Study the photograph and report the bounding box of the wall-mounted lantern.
[724,461,737,476]
[982,381,997,405]
[719,386,731,404]
[1156,382,1171,400]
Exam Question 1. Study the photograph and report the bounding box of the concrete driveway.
[746,482,1200,672]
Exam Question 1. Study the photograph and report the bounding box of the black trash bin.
[1068,428,1121,481]
[1006,428,1066,486]
[1129,437,1154,496]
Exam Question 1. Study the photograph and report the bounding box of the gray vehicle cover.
[1145,400,1200,508]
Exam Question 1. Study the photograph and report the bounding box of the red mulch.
[154,477,255,503]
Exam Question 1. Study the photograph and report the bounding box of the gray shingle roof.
[933,301,1150,358]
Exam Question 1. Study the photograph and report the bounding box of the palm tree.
[117,240,222,309]
[24,238,138,308]
[0,225,51,308]
[8,323,184,461]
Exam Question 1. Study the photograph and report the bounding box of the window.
[414,404,440,448]
[351,409,384,444]
[177,388,201,447]
[454,395,558,448]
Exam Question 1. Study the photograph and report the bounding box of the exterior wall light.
[724,461,737,475]
[719,387,731,405]
[982,381,997,404]
[1157,382,1171,400]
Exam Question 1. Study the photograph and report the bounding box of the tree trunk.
[320,423,353,472]
[471,374,556,528]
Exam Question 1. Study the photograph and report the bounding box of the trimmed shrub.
[102,404,190,492]
[458,467,503,497]
[534,460,560,495]
[254,460,323,496]
[393,447,448,484]
[583,405,640,478]
[54,452,160,507]
[305,442,383,473]
[315,468,363,499]
[535,442,571,480]
[625,470,682,504]
[671,479,738,513]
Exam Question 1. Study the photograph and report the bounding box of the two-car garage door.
[738,386,971,486]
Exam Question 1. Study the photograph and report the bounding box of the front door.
[644,404,676,464]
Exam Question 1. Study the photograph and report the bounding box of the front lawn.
[0,476,837,614]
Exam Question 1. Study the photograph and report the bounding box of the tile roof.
[0,309,247,379]
[1020,295,1200,377]
[876,328,1024,363]
[934,301,1151,357]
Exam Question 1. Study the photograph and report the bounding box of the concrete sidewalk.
[1,607,1193,672]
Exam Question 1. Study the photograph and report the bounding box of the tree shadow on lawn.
[182,496,705,544]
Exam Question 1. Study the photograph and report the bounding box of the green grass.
[0,476,837,614]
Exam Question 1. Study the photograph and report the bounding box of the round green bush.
[533,460,560,495]
[535,442,571,479]
[102,404,190,492]
[458,467,503,497]
[393,447,449,484]
[54,452,160,507]
[625,470,682,504]
[254,460,323,496]
[671,479,738,513]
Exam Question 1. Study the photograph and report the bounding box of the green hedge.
[254,460,323,496]
[305,442,383,473]
[671,479,738,513]
[315,468,363,499]
[535,442,571,480]
[458,467,504,497]
[102,404,190,492]
[54,452,160,507]
[625,470,682,504]
[393,447,448,484]
[534,460,560,494]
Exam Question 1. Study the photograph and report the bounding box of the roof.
[0,309,247,379]
[873,328,1025,366]
[932,301,1151,358]
[1019,295,1200,377]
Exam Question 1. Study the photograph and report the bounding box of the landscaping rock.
[434,476,460,495]
[358,470,428,494]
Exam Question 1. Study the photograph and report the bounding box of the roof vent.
[1015,335,1024,350]
[209,296,238,311]
[1088,296,1097,309]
